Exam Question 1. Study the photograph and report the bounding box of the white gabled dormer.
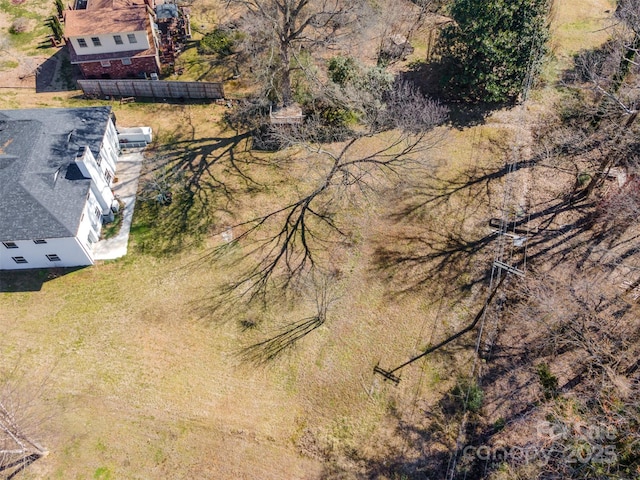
[75,145,114,212]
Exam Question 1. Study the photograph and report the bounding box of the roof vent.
[53,165,62,184]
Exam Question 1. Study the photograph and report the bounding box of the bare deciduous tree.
[240,269,340,362]
[515,272,639,394]
[216,80,447,300]
[0,375,48,479]
[554,5,640,219]
[139,165,185,205]
[374,0,439,65]
[567,2,640,124]
[231,0,371,106]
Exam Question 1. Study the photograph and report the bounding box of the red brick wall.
[79,56,160,79]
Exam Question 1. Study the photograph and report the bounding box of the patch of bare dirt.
[0,55,40,89]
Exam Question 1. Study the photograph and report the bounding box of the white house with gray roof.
[0,106,120,269]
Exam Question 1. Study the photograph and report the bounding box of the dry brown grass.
[0,101,487,478]
[551,0,615,62]
[0,0,625,478]
[1,257,324,478]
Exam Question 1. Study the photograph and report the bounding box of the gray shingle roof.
[0,106,113,242]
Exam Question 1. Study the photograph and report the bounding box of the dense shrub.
[450,378,484,413]
[198,28,236,56]
[10,18,30,34]
[536,363,559,400]
[328,56,357,86]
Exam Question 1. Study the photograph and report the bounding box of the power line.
[371,7,547,477]
[446,16,546,480]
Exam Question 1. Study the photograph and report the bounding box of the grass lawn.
[0,97,527,477]
[0,0,621,477]
[0,90,494,477]
[0,0,57,55]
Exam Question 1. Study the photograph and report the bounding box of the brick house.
[64,0,161,79]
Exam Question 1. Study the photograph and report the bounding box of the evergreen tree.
[47,16,63,42]
[54,0,64,19]
[437,0,552,103]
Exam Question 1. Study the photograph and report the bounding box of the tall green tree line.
[437,0,552,103]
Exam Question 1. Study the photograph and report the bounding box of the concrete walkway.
[92,150,144,261]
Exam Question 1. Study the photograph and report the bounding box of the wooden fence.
[77,79,224,100]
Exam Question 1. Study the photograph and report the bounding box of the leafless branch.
[239,270,340,362]
[0,370,49,479]
[210,82,446,300]
[232,0,371,105]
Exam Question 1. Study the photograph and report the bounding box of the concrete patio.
[92,150,144,261]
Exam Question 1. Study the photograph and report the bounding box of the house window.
[12,256,27,264]
[127,33,137,44]
[46,254,61,262]
[33,239,47,244]
[113,35,123,45]
[100,60,111,67]
[121,57,132,66]
[95,206,101,218]
[91,37,101,47]
[104,170,113,184]
[77,38,88,48]
[2,242,18,249]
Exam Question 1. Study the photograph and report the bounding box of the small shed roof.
[270,104,304,125]
[156,3,178,19]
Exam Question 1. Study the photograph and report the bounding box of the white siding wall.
[148,14,160,50]
[85,190,105,233]
[76,202,101,254]
[70,30,150,56]
[76,147,115,211]
[99,119,120,176]
[0,237,93,270]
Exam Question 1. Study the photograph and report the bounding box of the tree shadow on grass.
[345,345,537,479]
[372,144,621,301]
[239,315,325,364]
[318,389,460,479]
[367,148,640,474]
[233,270,337,364]
[131,130,256,256]
[1,453,43,480]
[367,193,640,477]
[440,268,640,479]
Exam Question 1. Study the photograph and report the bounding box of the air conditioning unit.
[150,72,159,80]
